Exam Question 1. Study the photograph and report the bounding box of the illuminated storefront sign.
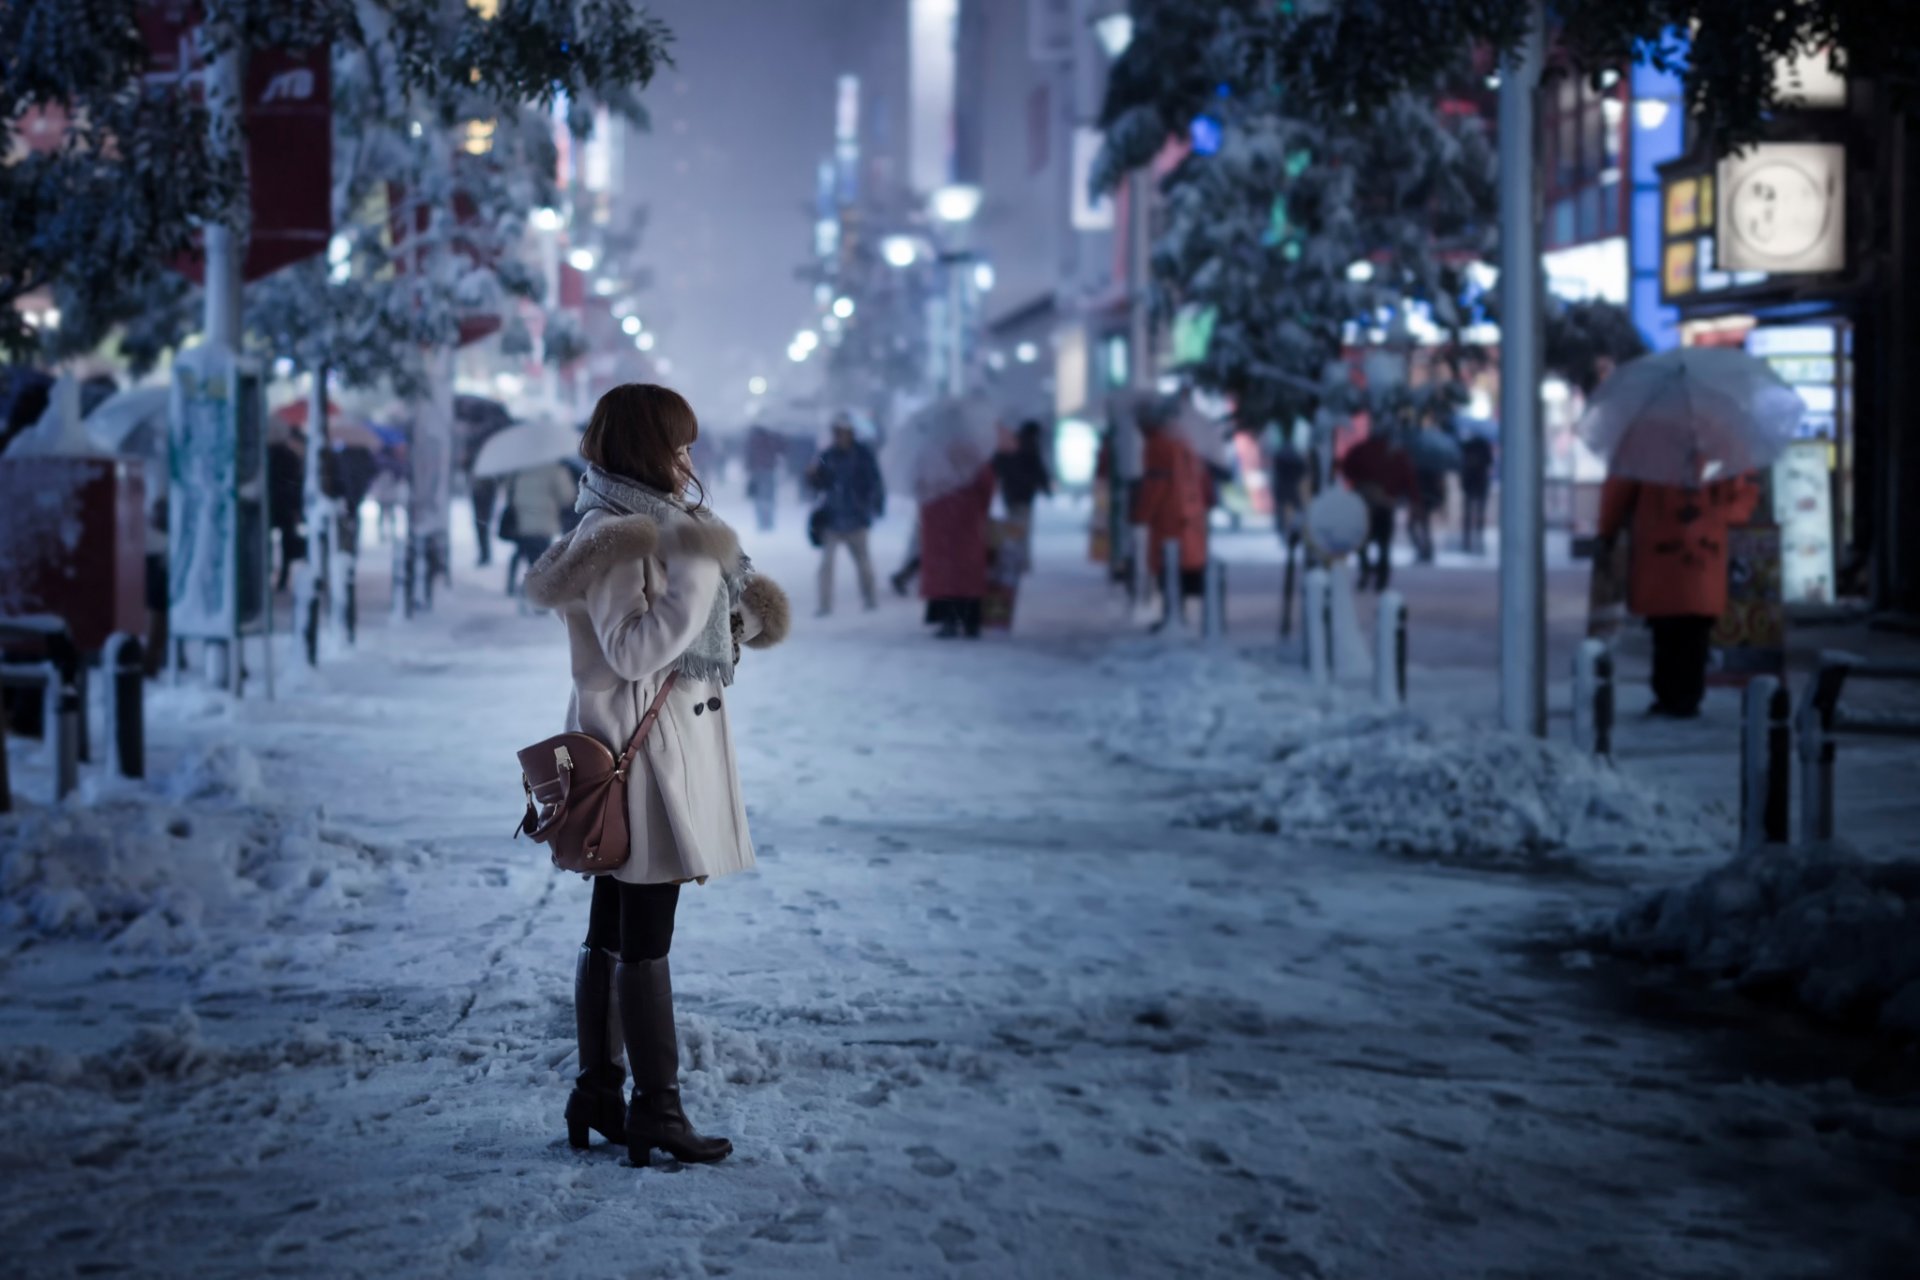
[1716,143,1846,274]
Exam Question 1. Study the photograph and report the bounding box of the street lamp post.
[931,184,982,398]
[1497,0,1547,737]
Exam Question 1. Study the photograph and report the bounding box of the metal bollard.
[105,633,145,781]
[1202,560,1226,640]
[45,660,79,802]
[1739,677,1792,851]
[1795,660,1849,845]
[1594,645,1614,759]
[1130,523,1151,607]
[1303,568,1330,684]
[1765,682,1790,843]
[1375,591,1407,705]
[1572,639,1614,758]
[1162,539,1184,631]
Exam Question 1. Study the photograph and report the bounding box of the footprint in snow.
[907,1146,957,1177]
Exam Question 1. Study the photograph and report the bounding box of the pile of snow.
[1095,645,1724,867]
[0,1008,401,1090]
[1602,844,1920,1037]
[0,744,411,953]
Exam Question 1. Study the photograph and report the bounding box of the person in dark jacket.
[806,416,885,615]
[994,420,1053,520]
[268,433,308,592]
[1459,435,1494,554]
[745,425,783,531]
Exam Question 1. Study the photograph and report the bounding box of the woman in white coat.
[524,383,790,1166]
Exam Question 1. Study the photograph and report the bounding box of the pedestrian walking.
[1459,434,1494,554]
[522,382,791,1167]
[993,419,1053,560]
[920,449,996,638]
[502,459,577,597]
[1270,434,1313,635]
[806,415,885,616]
[1341,433,1416,592]
[1596,474,1758,718]
[744,424,783,532]
[471,476,499,567]
[268,431,307,592]
[1133,405,1210,629]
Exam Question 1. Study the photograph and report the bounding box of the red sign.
[386,172,503,348]
[140,2,332,284]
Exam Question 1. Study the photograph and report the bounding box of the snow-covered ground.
[3,494,1917,1279]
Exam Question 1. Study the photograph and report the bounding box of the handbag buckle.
[554,744,573,771]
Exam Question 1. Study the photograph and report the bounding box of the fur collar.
[522,511,742,608]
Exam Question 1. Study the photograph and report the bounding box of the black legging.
[584,877,681,962]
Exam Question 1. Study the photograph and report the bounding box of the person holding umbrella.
[887,397,1000,639]
[1583,346,1802,718]
[472,417,586,598]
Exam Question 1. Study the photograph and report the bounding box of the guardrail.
[1793,650,1920,845]
[1,618,144,809]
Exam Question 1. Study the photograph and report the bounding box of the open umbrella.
[1577,346,1803,486]
[881,395,999,502]
[471,418,581,478]
[1405,427,1464,471]
[83,385,171,461]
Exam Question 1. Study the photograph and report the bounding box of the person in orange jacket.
[1132,411,1210,629]
[1596,473,1759,718]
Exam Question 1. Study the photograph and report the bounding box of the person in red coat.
[919,460,997,639]
[1133,416,1210,628]
[1597,473,1759,718]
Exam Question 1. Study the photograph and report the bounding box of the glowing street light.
[637,333,656,351]
[567,247,596,271]
[531,206,564,231]
[794,329,819,351]
[881,235,920,268]
[931,183,982,225]
[748,376,768,396]
[973,261,995,292]
[788,344,809,363]
[831,296,855,319]
[1015,342,1039,364]
[621,315,642,335]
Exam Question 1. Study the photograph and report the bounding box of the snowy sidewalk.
[1,499,1916,1279]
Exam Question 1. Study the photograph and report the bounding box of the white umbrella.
[83,386,172,460]
[470,418,579,478]
[1576,347,1803,486]
[882,394,1000,502]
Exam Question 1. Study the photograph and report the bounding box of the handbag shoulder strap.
[616,672,678,772]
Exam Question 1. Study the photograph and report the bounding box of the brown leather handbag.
[515,674,678,874]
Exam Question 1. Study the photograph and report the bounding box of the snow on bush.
[1602,844,1920,1038]
[0,744,408,953]
[1095,645,1723,866]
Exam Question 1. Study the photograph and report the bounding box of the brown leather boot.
[615,957,732,1166]
[565,946,626,1149]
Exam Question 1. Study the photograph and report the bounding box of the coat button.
[692,703,704,716]
[707,696,722,712]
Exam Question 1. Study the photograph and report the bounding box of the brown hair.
[579,383,705,509]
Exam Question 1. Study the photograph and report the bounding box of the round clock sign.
[1725,157,1834,267]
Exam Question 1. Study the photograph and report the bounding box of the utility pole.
[1497,0,1547,736]
[202,43,244,356]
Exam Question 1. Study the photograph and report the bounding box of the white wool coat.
[523,507,791,884]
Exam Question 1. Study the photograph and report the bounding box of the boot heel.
[629,1143,652,1168]
[567,1116,590,1149]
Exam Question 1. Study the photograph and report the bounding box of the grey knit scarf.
[575,465,748,686]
